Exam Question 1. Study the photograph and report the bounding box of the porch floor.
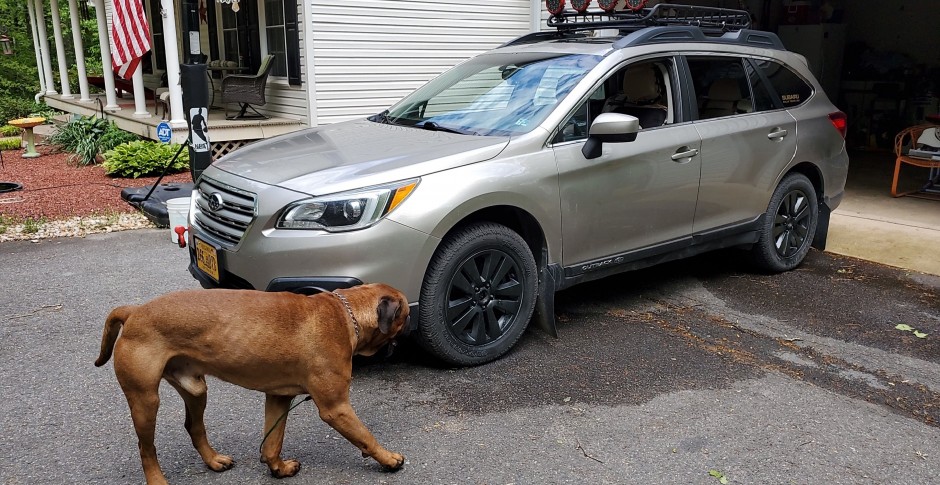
[43,93,305,159]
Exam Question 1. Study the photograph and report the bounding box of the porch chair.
[891,124,940,198]
[220,55,275,120]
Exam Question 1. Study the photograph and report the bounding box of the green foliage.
[98,125,140,152]
[0,136,21,150]
[47,115,138,166]
[22,217,47,234]
[0,125,21,136]
[28,104,64,123]
[0,97,43,125]
[103,141,190,178]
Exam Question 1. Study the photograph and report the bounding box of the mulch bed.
[0,144,191,220]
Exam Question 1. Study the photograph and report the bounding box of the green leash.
[259,395,313,453]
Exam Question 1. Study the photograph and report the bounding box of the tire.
[750,173,818,273]
[418,222,538,366]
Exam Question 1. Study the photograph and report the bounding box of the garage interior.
[653,0,940,274]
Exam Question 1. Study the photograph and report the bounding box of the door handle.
[671,147,699,161]
[767,128,788,140]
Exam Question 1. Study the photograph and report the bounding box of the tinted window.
[752,59,813,108]
[745,60,777,111]
[686,57,754,120]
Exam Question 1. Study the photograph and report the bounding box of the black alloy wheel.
[446,248,523,346]
[773,188,811,258]
[418,222,537,366]
[750,172,818,273]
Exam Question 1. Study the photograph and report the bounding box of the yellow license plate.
[194,237,220,282]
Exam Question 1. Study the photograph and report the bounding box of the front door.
[553,57,703,271]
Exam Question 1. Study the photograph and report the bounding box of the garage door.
[311,0,535,124]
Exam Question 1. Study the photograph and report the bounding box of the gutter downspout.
[27,0,47,102]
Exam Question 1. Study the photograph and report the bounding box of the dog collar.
[333,291,360,343]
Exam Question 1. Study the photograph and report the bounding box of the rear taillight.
[828,111,847,139]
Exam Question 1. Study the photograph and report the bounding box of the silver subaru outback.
[188,4,848,366]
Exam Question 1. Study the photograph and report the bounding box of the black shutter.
[244,0,261,72]
[284,0,301,86]
[207,0,220,78]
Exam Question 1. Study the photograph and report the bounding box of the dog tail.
[95,305,135,367]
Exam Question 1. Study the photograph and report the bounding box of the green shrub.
[0,136,21,150]
[98,125,140,152]
[0,97,41,125]
[0,125,21,136]
[47,116,139,166]
[102,141,190,178]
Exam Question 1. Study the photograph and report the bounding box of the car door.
[685,55,799,233]
[552,56,703,271]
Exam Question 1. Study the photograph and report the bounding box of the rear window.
[751,59,813,108]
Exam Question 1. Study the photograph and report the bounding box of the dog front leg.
[310,389,405,471]
[261,394,302,478]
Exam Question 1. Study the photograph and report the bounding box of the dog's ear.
[376,296,401,335]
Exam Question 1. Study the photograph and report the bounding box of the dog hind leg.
[309,379,405,471]
[114,343,170,485]
[165,377,234,473]
[260,394,303,478]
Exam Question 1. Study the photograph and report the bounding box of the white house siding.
[309,0,536,125]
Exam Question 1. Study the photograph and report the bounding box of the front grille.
[193,177,256,247]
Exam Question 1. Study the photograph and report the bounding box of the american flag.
[110,0,152,80]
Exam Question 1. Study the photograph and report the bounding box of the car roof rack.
[547,3,751,35]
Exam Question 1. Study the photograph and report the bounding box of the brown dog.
[95,283,410,485]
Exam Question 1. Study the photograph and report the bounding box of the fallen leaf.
[895,324,914,331]
[914,331,928,339]
[708,470,729,483]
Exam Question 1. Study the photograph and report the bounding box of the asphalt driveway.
[1,229,938,484]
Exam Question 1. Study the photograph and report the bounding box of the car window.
[553,58,675,144]
[750,58,813,108]
[686,56,754,120]
[385,52,602,137]
[745,59,778,111]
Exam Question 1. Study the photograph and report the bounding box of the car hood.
[211,119,510,195]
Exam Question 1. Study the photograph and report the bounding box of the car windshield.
[381,52,602,137]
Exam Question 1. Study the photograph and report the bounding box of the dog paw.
[207,454,235,472]
[381,452,405,472]
[269,459,301,478]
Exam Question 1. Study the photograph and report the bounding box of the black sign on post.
[180,63,211,182]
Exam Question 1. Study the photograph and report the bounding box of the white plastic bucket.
[166,197,191,243]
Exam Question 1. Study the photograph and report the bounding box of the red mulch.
[0,144,192,220]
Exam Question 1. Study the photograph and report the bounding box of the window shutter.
[284,0,301,86]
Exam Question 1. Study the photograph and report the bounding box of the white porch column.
[92,0,119,110]
[48,0,73,98]
[34,0,57,95]
[67,0,91,102]
[26,0,47,96]
[131,68,150,117]
[161,0,185,125]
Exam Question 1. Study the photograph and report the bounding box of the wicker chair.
[221,55,275,120]
[892,124,940,198]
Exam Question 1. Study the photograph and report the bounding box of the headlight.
[276,179,419,231]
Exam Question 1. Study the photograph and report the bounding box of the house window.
[147,0,165,71]
[262,0,288,77]
[220,6,240,65]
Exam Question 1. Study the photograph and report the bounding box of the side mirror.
[582,113,639,159]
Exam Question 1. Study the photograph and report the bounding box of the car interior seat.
[603,64,668,129]
[699,78,752,119]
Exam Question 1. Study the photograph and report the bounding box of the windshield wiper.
[418,121,478,136]
[369,109,395,125]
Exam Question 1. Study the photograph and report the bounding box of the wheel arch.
[783,161,829,250]
[443,205,548,267]
[786,161,825,199]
